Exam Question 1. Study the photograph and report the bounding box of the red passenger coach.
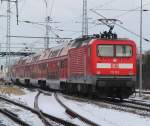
[11,36,137,99]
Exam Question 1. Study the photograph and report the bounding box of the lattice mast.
[1,0,19,80]
[82,0,88,37]
[45,16,50,49]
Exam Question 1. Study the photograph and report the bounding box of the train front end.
[91,39,136,99]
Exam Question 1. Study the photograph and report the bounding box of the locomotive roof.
[38,41,73,61]
[16,41,74,65]
[14,37,133,66]
[37,38,93,61]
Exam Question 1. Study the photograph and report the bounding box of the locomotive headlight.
[97,71,101,74]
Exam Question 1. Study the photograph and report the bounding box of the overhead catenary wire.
[91,0,118,10]
[90,9,150,42]
[19,20,61,37]
[112,1,150,19]
[8,35,72,39]
[94,8,150,12]
[0,47,45,49]
[43,0,109,34]
[20,20,81,34]
[0,42,44,45]
[48,0,105,33]
[52,0,117,28]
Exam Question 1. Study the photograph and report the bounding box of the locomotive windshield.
[97,45,132,57]
[116,45,132,57]
[97,45,114,57]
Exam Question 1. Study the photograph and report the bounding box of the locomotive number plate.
[111,63,119,68]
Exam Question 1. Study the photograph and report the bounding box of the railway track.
[0,92,78,126]
[3,84,150,125]
[54,92,101,126]
[104,99,150,115]
[61,94,150,117]
[34,92,53,126]
[97,97,150,113]
[0,108,31,126]
[34,91,78,126]
[0,95,45,126]
[129,97,150,104]
[136,90,150,95]
[124,99,150,109]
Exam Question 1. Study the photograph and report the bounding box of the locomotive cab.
[91,39,136,99]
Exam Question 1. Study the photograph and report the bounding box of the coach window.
[60,60,64,68]
[42,63,47,69]
[116,45,132,57]
[97,45,114,57]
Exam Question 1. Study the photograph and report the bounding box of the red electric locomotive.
[11,33,137,99]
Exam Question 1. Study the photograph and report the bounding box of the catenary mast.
[82,0,88,37]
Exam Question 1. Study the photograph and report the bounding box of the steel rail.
[35,90,78,126]
[0,108,31,126]
[136,90,150,94]
[0,95,77,126]
[61,94,150,116]
[113,101,150,112]
[96,97,150,112]
[129,98,150,105]
[54,93,101,126]
[34,92,53,126]
[123,99,150,110]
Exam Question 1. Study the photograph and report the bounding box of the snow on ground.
[0,86,45,126]
[129,91,150,104]
[1,86,150,126]
[0,86,37,107]
[0,113,19,126]
[10,88,37,107]
[59,95,150,126]
[0,100,44,126]
[38,93,87,126]
[0,86,87,126]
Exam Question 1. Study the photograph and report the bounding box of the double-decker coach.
[11,33,136,99]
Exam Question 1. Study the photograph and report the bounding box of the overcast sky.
[0,0,150,64]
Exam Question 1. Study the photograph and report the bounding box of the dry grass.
[0,85,26,96]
